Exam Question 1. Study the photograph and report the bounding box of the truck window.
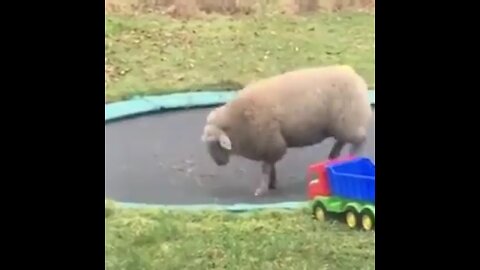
[308,172,319,182]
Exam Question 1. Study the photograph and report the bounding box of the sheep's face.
[202,125,232,166]
[207,141,230,166]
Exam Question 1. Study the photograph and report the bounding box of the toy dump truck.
[307,156,375,231]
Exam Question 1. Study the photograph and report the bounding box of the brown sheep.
[201,65,373,196]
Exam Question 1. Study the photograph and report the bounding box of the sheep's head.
[201,124,232,166]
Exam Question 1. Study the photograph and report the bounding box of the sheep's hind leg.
[348,129,367,156]
[349,141,365,156]
[328,140,346,159]
[255,162,272,196]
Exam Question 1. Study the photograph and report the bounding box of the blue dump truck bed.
[326,157,375,203]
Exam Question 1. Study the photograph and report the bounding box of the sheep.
[201,65,373,196]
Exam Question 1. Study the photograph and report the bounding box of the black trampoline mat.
[105,107,375,205]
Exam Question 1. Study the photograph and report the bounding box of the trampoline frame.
[105,90,375,212]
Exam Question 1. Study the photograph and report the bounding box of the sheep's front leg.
[254,162,272,196]
[268,163,277,190]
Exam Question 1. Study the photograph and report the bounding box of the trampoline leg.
[328,140,345,159]
[268,163,277,190]
[255,162,272,196]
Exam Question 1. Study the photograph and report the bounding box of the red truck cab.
[307,156,354,199]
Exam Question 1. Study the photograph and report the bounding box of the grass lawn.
[105,202,375,270]
[105,12,374,102]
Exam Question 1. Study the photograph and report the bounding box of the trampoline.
[105,91,375,210]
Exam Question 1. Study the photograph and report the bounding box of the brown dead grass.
[105,0,375,16]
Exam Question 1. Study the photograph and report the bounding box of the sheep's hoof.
[254,188,267,197]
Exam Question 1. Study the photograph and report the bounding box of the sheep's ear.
[219,134,232,150]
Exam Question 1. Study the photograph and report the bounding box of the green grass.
[105,202,375,270]
[105,12,374,102]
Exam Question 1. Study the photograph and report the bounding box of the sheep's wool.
[203,65,373,164]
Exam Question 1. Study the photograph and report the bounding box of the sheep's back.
[238,66,371,146]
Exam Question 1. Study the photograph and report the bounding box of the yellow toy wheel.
[345,208,359,229]
[313,202,328,222]
[361,210,375,231]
